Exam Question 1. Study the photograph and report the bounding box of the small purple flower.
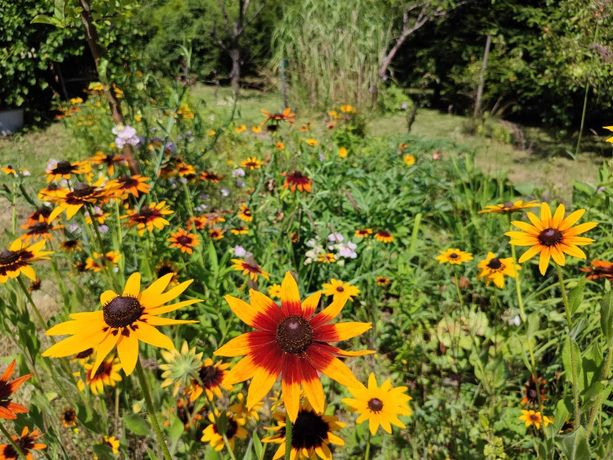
[232,168,245,178]
[233,245,250,258]
[98,225,109,234]
[337,241,358,259]
[327,232,344,243]
[235,179,245,188]
[112,125,140,148]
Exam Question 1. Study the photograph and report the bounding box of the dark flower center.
[53,161,75,174]
[503,201,514,208]
[119,176,138,188]
[157,264,174,278]
[529,414,539,422]
[538,228,563,247]
[336,286,345,292]
[103,296,143,328]
[63,409,77,423]
[133,207,161,223]
[0,381,12,404]
[177,235,193,246]
[28,222,51,234]
[487,258,503,269]
[449,253,459,259]
[368,397,384,412]
[276,316,313,354]
[71,183,95,198]
[198,365,222,388]
[0,249,20,265]
[291,410,329,449]
[92,360,114,379]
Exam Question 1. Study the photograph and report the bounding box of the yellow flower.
[305,138,319,147]
[480,200,541,214]
[403,154,416,166]
[505,203,597,275]
[477,252,518,288]
[187,358,232,401]
[519,410,552,429]
[604,125,613,143]
[235,124,247,134]
[69,97,83,105]
[201,410,248,452]
[124,201,173,235]
[338,147,348,158]
[237,203,253,222]
[317,252,336,263]
[0,239,52,284]
[76,357,123,395]
[159,341,203,396]
[43,272,199,375]
[231,259,269,281]
[207,129,217,137]
[343,373,412,434]
[251,125,262,133]
[436,248,473,265]
[268,284,282,299]
[240,157,263,170]
[103,435,120,455]
[322,279,360,300]
[275,141,285,150]
[340,104,355,113]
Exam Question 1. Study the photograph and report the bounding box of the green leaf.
[31,15,63,27]
[600,291,613,342]
[556,426,591,460]
[168,415,184,443]
[124,413,150,436]
[562,336,583,391]
[92,444,115,460]
[568,279,585,315]
[252,431,264,460]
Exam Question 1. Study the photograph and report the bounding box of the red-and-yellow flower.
[0,426,46,459]
[283,171,313,193]
[214,272,372,421]
[0,360,31,420]
[168,229,200,254]
[0,239,52,284]
[124,202,173,235]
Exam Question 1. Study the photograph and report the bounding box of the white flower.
[112,125,140,148]
[327,232,344,243]
[232,168,245,178]
[220,187,230,197]
[233,245,250,258]
[336,241,357,259]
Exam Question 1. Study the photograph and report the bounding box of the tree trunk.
[78,0,139,175]
[229,47,241,97]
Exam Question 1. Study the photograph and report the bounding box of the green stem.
[135,360,172,460]
[556,265,581,429]
[364,429,371,460]
[16,277,47,327]
[284,413,292,460]
[510,244,526,322]
[453,272,464,310]
[586,340,612,437]
[0,421,25,459]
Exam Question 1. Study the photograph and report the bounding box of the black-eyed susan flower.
[0,426,46,459]
[84,206,108,225]
[317,253,336,264]
[177,161,196,178]
[160,341,203,395]
[0,239,52,284]
[42,272,199,375]
[1,166,17,176]
[322,279,360,300]
[521,374,547,407]
[46,160,90,182]
[88,151,124,176]
[251,125,262,134]
[125,201,173,235]
[355,228,373,238]
[231,258,269,281]
[436,248,473,265]
[240,157,263,170]
[102,435,120,455]
[283,171,313,193]
[201,410,248,452]
[338,147,348,158]
[263,405,345,460]
[235,124,247,134]
[340,104,355,114]
[61,408,77,428]
[519,410,552,429]
[403,154,416,166]
[61,239,80,252]
[76,357,122,395]
[199,171,223,183]
[208,228,225,240]
[168,229,200,254]
[581,260,613,281]
[374,230,394,243]
[109,175,150,199]
[304,138,319,147]
[230,226,249,235]
[268,284,282,299]
[506,203,598,275]
[375,276,390,287]
[0,360,31,420]
[261,107,296,125]
[237,203,253,222]
[19,216,61,243]
[479,200,541,214]
[343,373,412,435]
[275,142,285,150]
[85,251,121,272]
[477,252,518,288]
[47,180,111,221]
[188,359,232,401]
[214,272,372,421]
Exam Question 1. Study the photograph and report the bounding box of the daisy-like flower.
[102,435,120,455]
[0,239,52,284]
[581,260,613,281]
[1,166,17,176]
[304,138,319,147]
[85,251,121,272]
[125,201,173,235]
[479,200,541,214]
[76,357,123,395]
[230,226,249,235]
[251,125,262,134]
[505,203,598,275]
[168,229,200,254]
[375,276,390,287]
[261,107,296,125]
[338,147,348,158]
[188,358,232,401]
[477,252,518,288]
[109,175,150,199]
[47,180,112,221]
[46,160,91,182]
[403,154,416,166]
[268,284,282,299]
[160,341,203,396]
[519,410,552,430]
[317,253,336,264]
[237,203,253,222]
[0,427,46,459]
[88,151,124,176]
[231,258,269,281]
[343,373,412,435]
[240,157,263,170]
[374,230,393,243]
[436,248,473,265]
[0,360,31,420]
[208,228,224,240]
[235,124,247,134]
[521,374,547,407]
[263,405,345,460]
[340,104,355,114]
[42,272,199,375]
[283,171,313,193]
[61,239,80,252]
[275,142,285,150]
[322,279,360,300]
[177,161,196,178]
[19,216,61,243]
[62,408,77,428]
[355,228,373,238]
[199,171,223,183]
[214,272,372,421]
[201,411,248,452]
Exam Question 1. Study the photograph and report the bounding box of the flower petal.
[117,333,139,375]
[281,272,301,316]
[123,272,141,297]
[135,322,174,350]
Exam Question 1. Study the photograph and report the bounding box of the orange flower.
[168,229,200,254]
[0,360,31,420]
[283,171,313,193]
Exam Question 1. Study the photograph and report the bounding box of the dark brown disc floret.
[276,316,313,354]
[538,228,563,247]
[291,410,329,449]
[367,397,384,413]
[487,258,503,270]
[103,296,143,328]
[199,365,223,389]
